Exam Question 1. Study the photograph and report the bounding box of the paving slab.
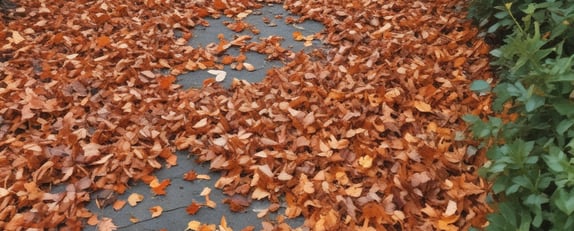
[84,4,324,230]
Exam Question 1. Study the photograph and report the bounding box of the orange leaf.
[292,31,303,41]
[183,170,198,181]
[240,226,255,231]
[220,55,234,65]
[158,75,176,89]
[453,57,466,68]
[151,179,171,195]
[112,200,126,211]
[186,201,202,215]
[96,36,111,48]
[87,214,99,226]
[213,0,227,10]
[236,53,247,62]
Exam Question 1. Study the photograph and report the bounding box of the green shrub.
[466,1,574,230]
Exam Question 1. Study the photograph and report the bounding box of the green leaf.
[550,73,574,82]
[524,94,545,112]
[557,119,574,134]
[553,98,574,117]
[512,175,534,191]
[524,193,549,227]
[543,145,568,172]
[554,188,574,215]
[470,80,492,93]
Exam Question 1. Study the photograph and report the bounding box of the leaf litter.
[0,0,494,230]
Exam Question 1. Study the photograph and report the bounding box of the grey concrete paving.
[177,3,324,88]
[84,4,324,231]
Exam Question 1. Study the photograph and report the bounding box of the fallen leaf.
[127,193,144,207]
[0,188,9,198]
[149,205,163,218]
[150,179,171,196]
[87,215,99,226]
[112,200,126,211]
[219,216,231,231]
[443,200,457,216]
[129,215,139,223]
[184,170,198,181]
[414,101,432,112]
[243,63,255,71]
[96,36,111,48]
[208,70,226,82]
[97,217,117,231]
[358,155,373,168]
[10,30,25,44]
[223,195,251,212]
[158,75,176,89]
[187,220,201,231]
[187,201,202,215]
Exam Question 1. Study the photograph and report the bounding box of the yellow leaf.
[344,184,363,197]
[127,193,144,207]
[187,221,201,231]
[149,205,163,218]
[358,155,373,168]
[437,214,460,231]
[414,101,432,112]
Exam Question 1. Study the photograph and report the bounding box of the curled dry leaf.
[112,200,126,211]
[243,62,255,71]
[183,170,198,181]
[208,70,227,82]
[96,217,117,231]
[149,205,163,218]
[223,195,251,212]
[443,200,458,217]
[414,101,432,113]
[127,193,144,207]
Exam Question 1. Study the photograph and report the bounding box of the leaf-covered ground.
[1,0,494,230]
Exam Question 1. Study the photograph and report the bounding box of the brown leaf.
[223,195,251,212]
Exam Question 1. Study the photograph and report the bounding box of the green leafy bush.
[466,1,574,230]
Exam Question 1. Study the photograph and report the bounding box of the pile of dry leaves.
[1,0,494,230]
